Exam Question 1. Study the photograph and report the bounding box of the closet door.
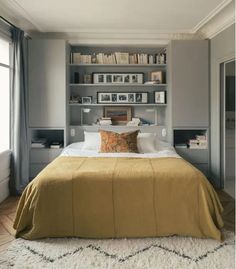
[28,40,66,128]
[170,40,209,127]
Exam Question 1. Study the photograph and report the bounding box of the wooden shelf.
[69,64,167,67]
[69,83,167,87]
[69,103,167,107]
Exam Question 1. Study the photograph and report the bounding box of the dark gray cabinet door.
[170,40,209,127]
[28,40,66,127]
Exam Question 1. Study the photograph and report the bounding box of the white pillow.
[81,131,160,153]
[81,132,101,151]
[137,133,159,153]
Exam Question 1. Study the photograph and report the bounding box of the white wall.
[210,24,235,187]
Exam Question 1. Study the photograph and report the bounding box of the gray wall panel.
[171,40,209,127]
[29,40,66,127]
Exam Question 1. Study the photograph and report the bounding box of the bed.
[14,134,223,241]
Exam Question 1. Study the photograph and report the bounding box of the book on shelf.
[175,144,187,148]
[31,138,47,148]
[50,142,63,149]
[99,117,112,125]
[70,51,167,65]
[144,81,163,85]
[31,143,46,148]
[187,139,207,149]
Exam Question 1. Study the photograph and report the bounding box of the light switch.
[70,128,75,137]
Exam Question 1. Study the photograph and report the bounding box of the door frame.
[220,58,235,188]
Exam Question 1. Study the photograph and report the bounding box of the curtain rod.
[0,16,17,29]
[0,16,31,39]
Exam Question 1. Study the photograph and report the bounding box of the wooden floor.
[0,190,235,253]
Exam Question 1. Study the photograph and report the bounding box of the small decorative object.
[126,118,141,126]
[80,108,91,125]
[104,106,132,125]
[92,73,144,84]
[82,96,92,104]
[74,72,79,84]
[97,92,148,104]
[83,74,92,84]
[154,91,166,104]
[70,95,81,104]
[150,71,164,84]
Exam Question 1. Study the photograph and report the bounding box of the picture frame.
[97,92,148,104]
[83,74,92,84]
[154,91,166,104]
[104,106,132,125]
[82,96,92,104]
[92,72,144,84]
[150,71,164,84]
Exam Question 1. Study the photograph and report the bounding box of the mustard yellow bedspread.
[14,157,223,240]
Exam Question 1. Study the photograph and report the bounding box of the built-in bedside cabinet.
[173,129,209,177]
[29,128,65,179]
[30,148,63,178]
[174,148,209,177]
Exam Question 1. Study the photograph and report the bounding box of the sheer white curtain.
[0,38,10,152]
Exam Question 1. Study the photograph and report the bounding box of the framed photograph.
[83,74,92,84]
[92,73,144,84]
[97,92,148,104]
[150,71,163,84]
[154,91,166,104]
[104,106,132,125]
[82,96,92,104]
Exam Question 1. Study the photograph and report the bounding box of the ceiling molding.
[0,0,234,42]
[196,1,235,39]
[0,0,42,31]
[30,31,204,45]
[192,0,232,33]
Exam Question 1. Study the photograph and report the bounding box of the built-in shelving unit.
[67,45,168,129]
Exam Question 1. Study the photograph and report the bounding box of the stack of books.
[50,142,63,149]
[188,135,207,149]
[70,51,167,65]
[99,117,112,125]
[31,138,47,148]
[175,143,188,149]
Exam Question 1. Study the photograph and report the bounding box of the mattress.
[14,143,223,240]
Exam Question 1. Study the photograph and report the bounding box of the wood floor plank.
[0,215,16,236]
[0,234,14,246]
[0,222,9,235]
[0,241,13,253]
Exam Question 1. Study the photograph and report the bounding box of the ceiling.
[0,0,235,44]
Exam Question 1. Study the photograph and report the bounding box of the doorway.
[220,59,235,197]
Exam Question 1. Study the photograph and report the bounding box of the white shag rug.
[0,230,234,269]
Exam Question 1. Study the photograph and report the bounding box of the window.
[0,37,10,152]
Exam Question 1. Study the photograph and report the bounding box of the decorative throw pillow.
[100,130,139,153]
[81,131,101,151]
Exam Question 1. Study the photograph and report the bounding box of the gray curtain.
[10,28,29,194]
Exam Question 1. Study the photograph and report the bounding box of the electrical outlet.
[70,128,75,137]
[162,128,167,137]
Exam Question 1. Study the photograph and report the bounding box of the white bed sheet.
[61,142,180,159]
